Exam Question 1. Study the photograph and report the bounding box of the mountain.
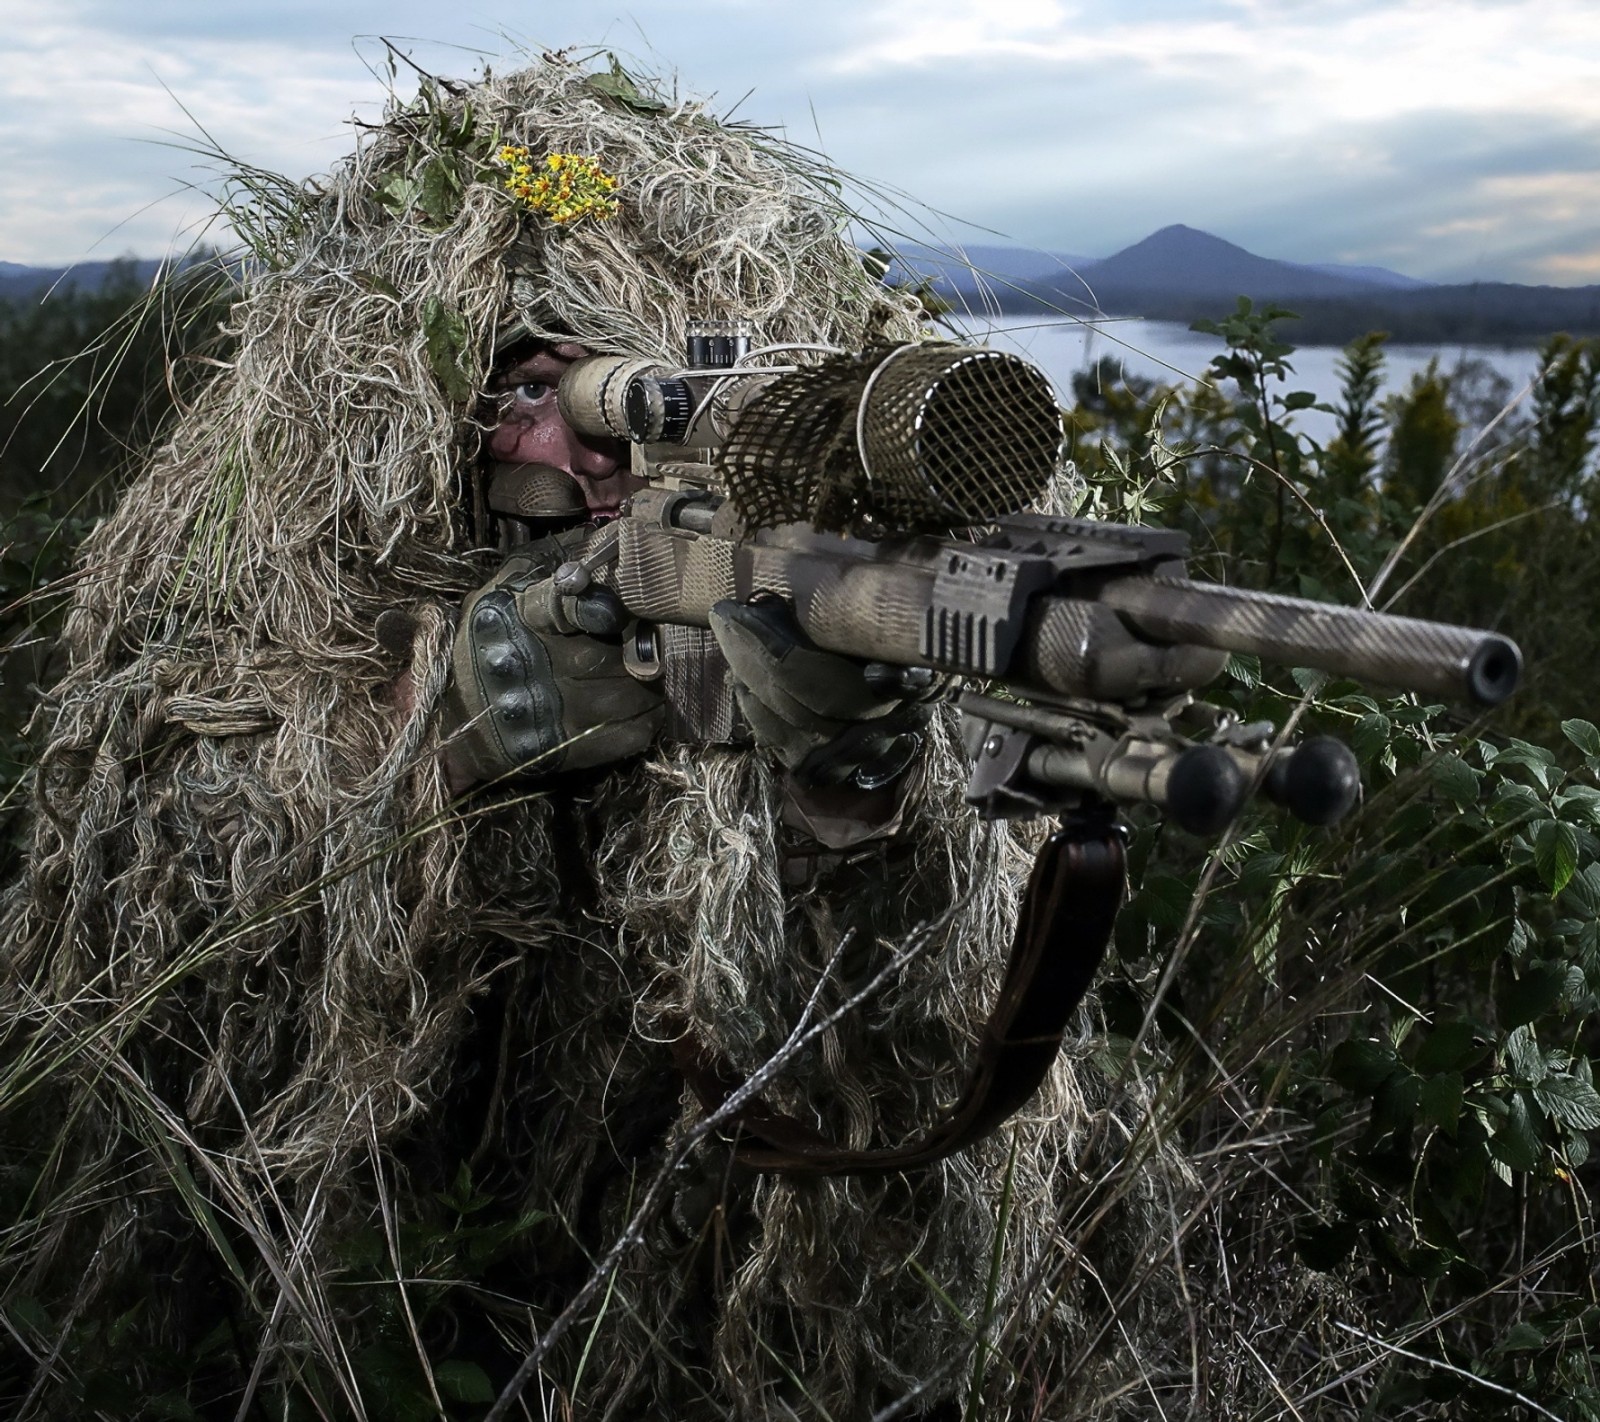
[1079,224,1389,302]
[5,233,1591,345]
[880,228,1430,317]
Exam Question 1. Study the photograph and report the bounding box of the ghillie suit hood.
[0,54,1311,1421]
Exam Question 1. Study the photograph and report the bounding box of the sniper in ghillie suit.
[4,48,1589,1422]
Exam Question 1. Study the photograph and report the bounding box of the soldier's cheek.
[487,417,538,463]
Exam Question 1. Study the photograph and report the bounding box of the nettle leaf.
[1488,780,1545,826]
[1375,1070,1422,1132]
[1564,962,1588,1002]
[1415,1020,1486,1074]
[1134,873,1197,931]
[1428,753,1482,807]
[1500,1321,1549,1352]
[1499,963,1569,1028]
[1505,1025,1547,1084]
[1561,862,1600,915]
[1236,849,1286,896]
[1533,819,1579,895]
[1288,665,1327,696]
[1351,713,1393,767]
[434,1360,495,1404]
[1562,718,1600,760]
[1420,865,1499,922]
[7,1294,49,1334]
[1337,693,1383,716]
[1555,783,1600,825]
[422,297,474,404]
[1489,739,1559,791]
[1224,652,1261,688]
[1506,915,1534,962]
[375,172,419,213]
[1489,1091,1542,1172]
[416,155,464,228]
[1420,1072,1464,1135]
[1331,1037,1398,1094]
[1534,1075,1600,1132]
[1280,389,1318,411]
[586,57,669,113]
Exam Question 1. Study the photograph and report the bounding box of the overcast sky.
[5,0,1598,285]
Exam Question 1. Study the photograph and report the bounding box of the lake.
[956,315,1547,444]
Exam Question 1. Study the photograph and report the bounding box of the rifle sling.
[674,823,1126,1177]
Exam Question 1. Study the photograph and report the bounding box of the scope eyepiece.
[556,355,673,443]
[557,354,745,447]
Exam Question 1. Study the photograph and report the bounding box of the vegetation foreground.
[1,263,1598,1417]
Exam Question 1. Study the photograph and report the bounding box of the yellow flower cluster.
[496,146,619,224]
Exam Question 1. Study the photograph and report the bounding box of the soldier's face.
[488,342,643,521]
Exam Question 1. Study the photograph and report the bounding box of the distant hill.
[1297,261,1432,292]
[884,242,1097,312]
[0,258,167,304]
[985,225,1595,344]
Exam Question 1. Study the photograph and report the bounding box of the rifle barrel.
[1096,575,1521,706]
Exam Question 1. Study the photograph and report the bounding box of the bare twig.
[484,903,963,1422]
[1330,1321,1567,1422]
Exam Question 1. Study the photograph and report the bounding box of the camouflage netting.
[0,53,1313,1421]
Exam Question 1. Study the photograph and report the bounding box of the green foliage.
[1383,358,1462,512]
[370,78,498,234]
[1323,329,1388,503]
[0,266,234,837]
[0,1150,542,1418]
[1077,306,1600,1418]
[584,54,672,115]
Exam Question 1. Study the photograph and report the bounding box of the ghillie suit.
[0,56,1286,1421]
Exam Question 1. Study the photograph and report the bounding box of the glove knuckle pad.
[463,590,566,770]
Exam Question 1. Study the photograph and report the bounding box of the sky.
[5,0,1599,285]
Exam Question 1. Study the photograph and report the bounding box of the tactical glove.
[708,596,936,789]
[442,540,664,788]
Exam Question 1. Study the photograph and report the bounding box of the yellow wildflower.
[495,146,618,224]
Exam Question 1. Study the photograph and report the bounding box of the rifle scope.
[558,343,1068,534]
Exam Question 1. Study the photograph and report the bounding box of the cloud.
[1,0,1598,286]
[1420,217,1505,239]
[1478,171,1600,227]
[1532,249,1600,282]
[822,0,1600,135]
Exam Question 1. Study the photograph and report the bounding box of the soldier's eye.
[514,381,553,402]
